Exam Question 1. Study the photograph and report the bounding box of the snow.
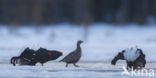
[0,23,156,78]
[123,46,140,62]
[0,23,156,63]
[0,62,156,78]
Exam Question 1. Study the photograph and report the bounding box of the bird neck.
[77,43,81,49]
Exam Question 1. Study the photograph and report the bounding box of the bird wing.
[61,50,76,62]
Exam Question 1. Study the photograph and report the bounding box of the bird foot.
[73,64,79,67]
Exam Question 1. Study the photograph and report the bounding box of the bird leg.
[66,63,68,67]
[127,64,129,70]
[41,63,44,66]
[73,63,79,67]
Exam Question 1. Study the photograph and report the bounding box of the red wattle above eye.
[48,52,52,56]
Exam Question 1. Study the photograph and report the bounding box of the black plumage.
[10,47,63,66]
[111,47,146,70]
[10,48,37,66]
[60,40,83,67]
[36,48,63,66]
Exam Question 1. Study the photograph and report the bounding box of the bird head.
[59,52,63,56]
[77,40,83,44]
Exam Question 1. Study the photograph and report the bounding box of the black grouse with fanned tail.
[60,40,83,67]
[111,46,146,70]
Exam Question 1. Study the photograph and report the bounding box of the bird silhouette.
[60,40,83,67]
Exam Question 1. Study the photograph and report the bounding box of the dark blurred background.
[0,0,156,25]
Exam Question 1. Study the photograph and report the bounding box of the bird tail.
[10,56,19,66]
[59,57,66,62]
[59,58,65,62]
[59,59,63,62]
[59,60,62,62]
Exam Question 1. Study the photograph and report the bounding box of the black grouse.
[36,47,63,66]
[10,48,37,66]
[60,40,83,67]
[111,46,146,70]
[10,47,63,66]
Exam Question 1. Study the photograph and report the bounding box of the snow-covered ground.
[0,24,156,78]
[0,24,156,63]
[0,62,156,78]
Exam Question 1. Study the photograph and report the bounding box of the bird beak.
[60,52,63,56]
[81,41,84,43]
